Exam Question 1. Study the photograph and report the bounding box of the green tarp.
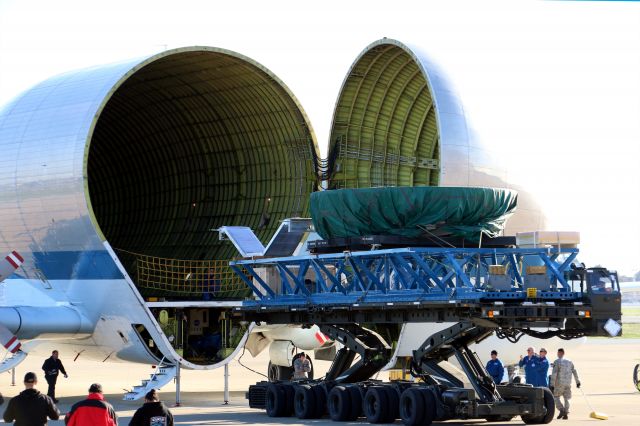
[311,187,517,241]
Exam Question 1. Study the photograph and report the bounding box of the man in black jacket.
[41,350,68,403]
[3,372,60,425]
[129,389,174,426]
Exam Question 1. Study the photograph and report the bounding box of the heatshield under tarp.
[311,187,517,241]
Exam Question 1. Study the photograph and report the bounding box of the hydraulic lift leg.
[248,323,392,415]
[408,321,552,423]
[411,321,499,402]
[321,324,392,383]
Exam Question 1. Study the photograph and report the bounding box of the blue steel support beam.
[444,253,474,288]
[507,254,523,286]
[408,253,448,292]
[230,264,273,299]
[229,247,582,306]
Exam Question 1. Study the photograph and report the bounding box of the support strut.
[320,324,392,383]
[411,320,501,403]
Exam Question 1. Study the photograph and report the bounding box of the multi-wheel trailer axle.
[248,321,571,425]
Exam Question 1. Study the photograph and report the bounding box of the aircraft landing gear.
[267,361,293,382]
[267,354,314,382]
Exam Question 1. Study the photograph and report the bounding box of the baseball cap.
[24,372,37,383]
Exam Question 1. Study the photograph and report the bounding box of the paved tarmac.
[0,339,637,425]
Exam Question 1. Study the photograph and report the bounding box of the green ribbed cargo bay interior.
[328,43,440,189]
[87,50,318,264]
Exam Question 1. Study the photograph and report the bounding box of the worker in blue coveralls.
[486,350,504,384]
[519,346,539,385]
[536,347,550,387]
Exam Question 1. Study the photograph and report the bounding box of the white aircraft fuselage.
[0,39,558,383]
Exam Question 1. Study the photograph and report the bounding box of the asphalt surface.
[0,339,637,425]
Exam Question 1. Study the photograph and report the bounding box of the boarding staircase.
[123,359,177,400]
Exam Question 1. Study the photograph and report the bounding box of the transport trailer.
[234,245,621,425]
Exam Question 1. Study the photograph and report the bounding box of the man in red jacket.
[65,383,117,426]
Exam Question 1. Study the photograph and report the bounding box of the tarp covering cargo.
[311,187,517,241]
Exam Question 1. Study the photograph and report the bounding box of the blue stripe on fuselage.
[29,250,125,280]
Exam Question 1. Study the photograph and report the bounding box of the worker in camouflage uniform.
[293,353,311,380]
[550,348,581,420]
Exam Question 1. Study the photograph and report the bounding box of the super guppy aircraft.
[0,39,552,397]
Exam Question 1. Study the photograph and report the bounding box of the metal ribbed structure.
[328,40,440,188]
[328,38,507,189]
[327,38,542,232]
[87,49,318,260]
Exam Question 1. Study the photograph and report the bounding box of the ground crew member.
[129,389,174,426]
[536,348,550,387]
[42,349,68,402]
[518,347,539,385]
[3,372,60,425]
[293,352,311,379]
[486,350,504,384]
[65,383,118,426]
[550,348,580,420]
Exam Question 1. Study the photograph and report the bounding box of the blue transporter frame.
[230,246,582,308]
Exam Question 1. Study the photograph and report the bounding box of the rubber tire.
[521,387,555,424]
[384,386,400,422]
[268,361,294,382]
[329,386,352,421]
[347,385,363,420]
[400,388,426,426]
[281,383,295,416]
[417,387,437,425]
[634,364,640,391]
[313,384,328,418]
[364,386,391,424]
[266,383,287,417]
[294,384,317,419]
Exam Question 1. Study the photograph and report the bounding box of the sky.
[0,0,639,275]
